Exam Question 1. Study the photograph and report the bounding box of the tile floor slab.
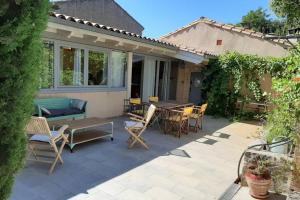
[11,116,260,200]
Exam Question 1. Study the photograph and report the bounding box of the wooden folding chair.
[124,104,156,149]
[164,106,194,137]
[25,117,69,174]
[190,103,208,132]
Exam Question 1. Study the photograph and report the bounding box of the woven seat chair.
[25,117,69,174]
[124,104,156,149]
[127,98,146,116]
[164,106,194,137]
[189,103,208,132]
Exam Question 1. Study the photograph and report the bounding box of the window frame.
[40,39,128,92]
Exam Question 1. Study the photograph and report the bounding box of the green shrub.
[201,52,287,118]
[0,1,49,199]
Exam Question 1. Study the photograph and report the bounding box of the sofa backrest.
[35,98,71,109]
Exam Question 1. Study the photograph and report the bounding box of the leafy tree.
[0,1,49,199]
[271,0,300,28]
[238,8,286,35]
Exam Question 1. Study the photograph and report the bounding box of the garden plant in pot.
[245,156,272,199]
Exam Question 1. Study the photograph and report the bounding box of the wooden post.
[127,52,133,99]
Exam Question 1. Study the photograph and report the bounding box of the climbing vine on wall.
[201,51,286,117]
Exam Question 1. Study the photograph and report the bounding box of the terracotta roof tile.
[160,17,289,46]
[49,12,176,48]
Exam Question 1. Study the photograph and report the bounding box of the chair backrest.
[183,106,194,117]
[201,103,208,113]
[145,104,156,124]
[35,98,71,109]
[149,96,159,103]
[130,98,141,105]
[26,117,51,136]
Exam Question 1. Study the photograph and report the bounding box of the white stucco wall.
[38,91,126,118]
[162,23,289,58]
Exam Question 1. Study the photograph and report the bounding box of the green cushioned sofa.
[34,98,87,121]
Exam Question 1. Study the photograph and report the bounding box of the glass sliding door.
[154,60,170,101]
[168,61,179,100]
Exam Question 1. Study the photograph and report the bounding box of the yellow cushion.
[149,96,158,103]
[183,106,194,116]
[130,98,141,105]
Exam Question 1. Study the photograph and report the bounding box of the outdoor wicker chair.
[25,117,69,174]
[190,103,208,132]
[164,106,194,137]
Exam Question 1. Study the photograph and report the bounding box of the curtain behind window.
[111,51,126,87]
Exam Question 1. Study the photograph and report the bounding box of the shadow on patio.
[11,116,260,200]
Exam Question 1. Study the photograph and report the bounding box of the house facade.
[160,17,290,104]
[39,10,208,118]
[39,3,290,118]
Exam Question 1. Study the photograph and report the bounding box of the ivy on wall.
[201,47,300,144]
[201,52,286,117]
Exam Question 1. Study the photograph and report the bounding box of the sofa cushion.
[71,99,86,111]
[47,108,83,118]
[40,106,51,116]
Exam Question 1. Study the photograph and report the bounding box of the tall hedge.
[0,1,49,199]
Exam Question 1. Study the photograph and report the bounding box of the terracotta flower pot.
[245,173,272,199]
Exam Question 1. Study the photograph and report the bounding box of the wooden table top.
[48,117,112,131]
[146,101,194,109]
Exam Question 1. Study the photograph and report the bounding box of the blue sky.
[115,0,274,38]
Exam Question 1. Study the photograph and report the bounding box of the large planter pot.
[245,173,272,199]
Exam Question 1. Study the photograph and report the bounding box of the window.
[88,51,108,86]
[111,51,127,87]
[216,39,223,45]
[59,47,84,86]
[40,41,54,89]
[40,40,129,90]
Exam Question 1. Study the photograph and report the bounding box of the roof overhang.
[46,17,208,64]
[174,50,209,64]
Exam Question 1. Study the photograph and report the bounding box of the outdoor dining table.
[144,101,194,130]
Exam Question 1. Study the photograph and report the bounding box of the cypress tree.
[0,1,49,199]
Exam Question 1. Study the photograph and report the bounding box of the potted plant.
[245,156,272,199]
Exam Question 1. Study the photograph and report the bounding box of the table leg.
[110,122,114,141]
[69,130,75,153]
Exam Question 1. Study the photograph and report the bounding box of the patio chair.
[124,104,156,149]
[126,98,146,116]
[25,117,69,174]
[189,103,208,132]
[149,96,159,103]
[164,106,194,137]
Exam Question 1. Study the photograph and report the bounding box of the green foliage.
[265,46,300,144]
[202,52,285,117]
[238,7,286,35]
[0,1,49,199]
[202,46,300,144]
[271,0,300,28]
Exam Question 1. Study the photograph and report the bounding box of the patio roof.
[46,12,214,64]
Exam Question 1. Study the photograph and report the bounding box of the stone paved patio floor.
[10,116,261,200]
